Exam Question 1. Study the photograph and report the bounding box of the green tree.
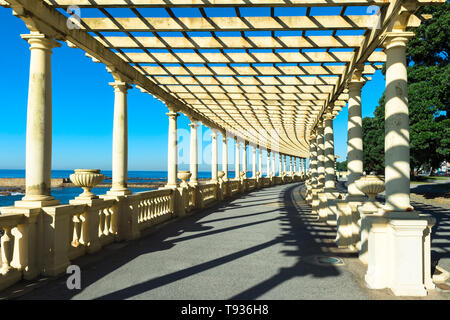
[362,3,449,175]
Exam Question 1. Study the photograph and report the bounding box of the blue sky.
[0,6,385,171]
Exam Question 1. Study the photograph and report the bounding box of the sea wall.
[0,178,68,188]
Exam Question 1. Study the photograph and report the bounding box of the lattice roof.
[3,0,443,157]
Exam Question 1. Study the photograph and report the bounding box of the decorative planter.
[355,175,385,201]
[177,171,192,186]
[70,169,105,199]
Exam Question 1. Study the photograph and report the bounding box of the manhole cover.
[303,255,345,267]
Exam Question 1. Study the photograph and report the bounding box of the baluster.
[1,226,14,275]
[72,213,81,247]
[146,199,151,220]
[103,208,110,236]
[98,208,105,238]
[79,212,87,245]
[109,206,118,235]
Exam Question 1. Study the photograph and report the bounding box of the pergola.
[3,0,429,158]
[0,0,445,297]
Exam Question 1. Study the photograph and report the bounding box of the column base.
[107,189,132,196]
[364,212,432,297]
[15,199,60,208]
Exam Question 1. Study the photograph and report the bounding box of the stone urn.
[355,175,385,201]
[240,171,246,179]
[218,171,225,182]
[256,171,261,178]
[70,169,105,200]
[177,171,192,186]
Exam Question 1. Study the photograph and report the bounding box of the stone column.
[252,144,257,178]
[283,154,287,173]
[258,146,263,176]
[243,141,248,178]
[166,108,179,188]
[316,124,325,188]
[107,81,132,196]
[271,151,275,177]
[324,112,337,191]
[267,149,271,177]
[383,33,415,213]
[310,134,318,187]
[188,119,199,186]
[211,130,218,183]
[347,76,365,200]
[18,34,61,207]
[222,133,228,181]
[279,154,283,176]
[235,137,240,179]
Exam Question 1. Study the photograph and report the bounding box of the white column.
[108,81,132,195]
[258,146,263,175]
[279,154,283,176]
[267,150,271,177]
[211,130,218,182]
[189,119,199,186]
[347,77,365,199]
[235,137,240,179]
[243,141,248,178]
[383,33,415,212]
[324,112,337,190]
[310,134,318,187]
[166,108,179,187]
[222,133,228,181]
[283,154,287,173]
[304,157,308,175]
[252,144,257,178]
[289,156,293,173]
[316,124,325,188]
[18,34,61,207]
[271,152,275,177]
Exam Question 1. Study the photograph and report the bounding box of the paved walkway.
[11,183,449,300]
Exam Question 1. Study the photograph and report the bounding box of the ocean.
[0,169,235,207]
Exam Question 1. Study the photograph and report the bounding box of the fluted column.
[166,108,179,188]
[252,144,257,178]
[383,33,415,212]
[188,119,199,186]
[222,133,228,181]
[347,76,365,199]
[324,112,337,190]
[108,81,132,195]
[235,137,240,179]
[18,33,61,207]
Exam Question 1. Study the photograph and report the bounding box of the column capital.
[166,110,179,119]
[211,130,218,138]
[109,81,132,93]
[188,121,199,128]
[21,33,61,50]
[381,31,415,51]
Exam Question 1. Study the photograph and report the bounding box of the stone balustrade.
[0,173,304,292]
